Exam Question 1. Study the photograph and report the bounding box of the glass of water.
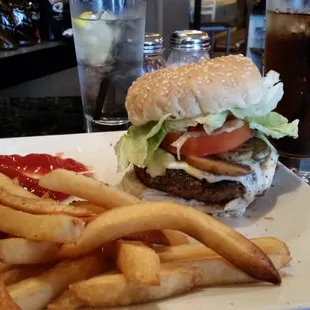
[70,0,146,132]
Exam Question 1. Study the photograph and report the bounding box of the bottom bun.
[120,169,251,217]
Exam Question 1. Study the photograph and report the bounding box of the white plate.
[1,132,310,310]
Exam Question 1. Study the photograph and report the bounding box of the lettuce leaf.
[115,115,169,171]
[199,112,229,135]
[230,71,284,119]
[165,111,229,134]
[246,112,299,139]
[164,118,197,132]
[115,110,299,172]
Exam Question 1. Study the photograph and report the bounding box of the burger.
[115,55,299,217]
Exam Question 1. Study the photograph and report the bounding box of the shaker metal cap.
[144,33,164,55]
[170,30,211,51]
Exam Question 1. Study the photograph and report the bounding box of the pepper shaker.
[166,30,211,67]
[143,33,166,74]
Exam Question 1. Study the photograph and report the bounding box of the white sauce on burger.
[145,146,279,216]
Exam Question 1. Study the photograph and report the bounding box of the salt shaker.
[167,30,211,67]
[143,33,166,74]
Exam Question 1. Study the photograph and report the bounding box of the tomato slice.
[161,122,252,157]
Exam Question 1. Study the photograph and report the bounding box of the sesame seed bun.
[126,55,269,126]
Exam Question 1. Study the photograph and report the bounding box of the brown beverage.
[265,11,310,158]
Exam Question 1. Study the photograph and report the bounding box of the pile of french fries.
[0,169,291,310]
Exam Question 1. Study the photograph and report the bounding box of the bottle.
[39,0,71,41]
[167,30,211,67]
[0,1,18,50]
[143,33,166,74]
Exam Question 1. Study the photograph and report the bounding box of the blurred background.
[0,0,266,137]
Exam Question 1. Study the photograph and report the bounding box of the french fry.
[0,280,21,310]
[1,265,49,286]
[80,216,96,224]
[70,201,106,215]
[58,201,281,284]
[0,173,38,199]
[157,237,291,287]
[47,290,85,310]
[0,191,95,217]
[124,230,171,245]
[0,205,85,243]
[0,232,8,239]
[116,240,160,285]
[39,169,140,208]
[191,253,289,287]
[125,230,189,246]
[162,230,189,246]
[156,237,290,263]
[69,264,201,308]
[0,173,14,185]
[0,262,14,273]
[0,238,60,265]
[40,170,189,245]
[8,253,105,310]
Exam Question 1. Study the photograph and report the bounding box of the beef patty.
[134,166,246,204]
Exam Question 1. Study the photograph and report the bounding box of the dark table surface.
[0,97,85,138]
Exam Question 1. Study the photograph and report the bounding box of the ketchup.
[0,154,89,201]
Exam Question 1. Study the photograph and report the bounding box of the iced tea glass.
[70,0,146,132]
[265,0,310,182]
